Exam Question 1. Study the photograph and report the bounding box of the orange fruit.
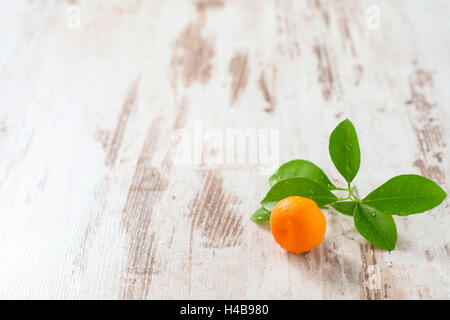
[270,196,326,254]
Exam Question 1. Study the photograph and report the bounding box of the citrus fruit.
[270,196,326,254]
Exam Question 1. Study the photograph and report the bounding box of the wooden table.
[0,0,449,299]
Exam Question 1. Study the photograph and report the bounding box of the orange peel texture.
[270,196,326,254]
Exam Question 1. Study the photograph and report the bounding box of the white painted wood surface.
[0,0,449,299]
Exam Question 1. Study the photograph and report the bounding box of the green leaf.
[269,159,335,189]
[329,119,361,183]
[353,203,397,251]
[251,207,271,222]
[261,177,338,211]
[362,174,447,216]
[331,201,357,216]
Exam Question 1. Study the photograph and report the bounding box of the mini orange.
[270,196,326,254]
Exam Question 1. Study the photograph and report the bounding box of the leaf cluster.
[252,119,447,250]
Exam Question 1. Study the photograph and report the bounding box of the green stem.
[350,186,359,200]
[333,183,360,202]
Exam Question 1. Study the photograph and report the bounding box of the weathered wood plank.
[0,0,448,299]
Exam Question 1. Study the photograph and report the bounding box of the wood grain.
[0,0,449,299]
